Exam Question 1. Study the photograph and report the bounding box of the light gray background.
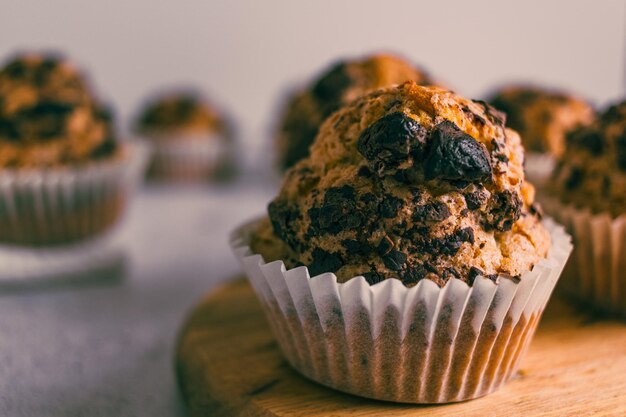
[0,1,625,416]
[1,0,625,162]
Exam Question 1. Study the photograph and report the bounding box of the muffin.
[275,53,436,170]
[0,52,148,246]
[543,100,626,314]
[134,91,234,182]
[488,86,594,183]
[232,82,571,403]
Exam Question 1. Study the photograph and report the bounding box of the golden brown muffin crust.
[276,53,436,170]
[0,53,119,168]
[255,82,550,287]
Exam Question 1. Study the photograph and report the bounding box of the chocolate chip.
[308,185,363,234]
[13,101,74,140]
[529,202,544,219]
[565,167,583,190]
[312,62,351,105]
[438,227,475,256]
[616,131,626,171]
[268,199,299,249]
[364,270,385,285]
[464,188,489,210]
[484,190,522,231]
[309,248,343,276]
[90,138,117,159]
[34,57,59,86]
[341,240,368,256]
[468,267,484,285]
[382,249,407,271]
[424,121,492,182]
[569,128,604,155]
[443,267,461,280]
[402,264,427,286]
[357,112,427,177]
[0,116,18,140]
[377,236,394,256]
[357,165,372,177]
[380,195,403,218]
[412,201,451,223]
[601,103,626,124]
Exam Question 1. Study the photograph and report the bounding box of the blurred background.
[2,0,624,168]
[0,1,625,416]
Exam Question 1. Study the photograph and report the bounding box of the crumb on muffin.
[0,53,119,168]
[549,100,626,216]
[253,82,550,287]
[276,53,437,170]
[488,85,594,157]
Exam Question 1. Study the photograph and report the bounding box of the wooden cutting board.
[176,278,626,416]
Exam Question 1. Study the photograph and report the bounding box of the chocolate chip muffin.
[549,100,626,216]
[542,100,626,315]
[136,92,229,137]
[0,53,119,168]
[0,52,146,246]
[276,53,436,170]
[254,82,550,287]
[134,91,235,182]
[489,86,594,157]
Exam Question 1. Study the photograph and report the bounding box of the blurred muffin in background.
[134,90,236,182]
[0,52,148,246]
[542,100,626,315]
[275,53,437,171]
[488,85,594,183]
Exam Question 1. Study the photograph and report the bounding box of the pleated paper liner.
[0,140,149,247]
[230,217,572,404]
[524,152,556,188]
[542,197,626,315]
[145,134,229,182]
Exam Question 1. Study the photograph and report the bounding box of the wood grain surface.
[176,278,626,416]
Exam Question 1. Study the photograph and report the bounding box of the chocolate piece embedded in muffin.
[488,86,594,157]
[135,92,229,137]
[0,53,118,168]
[276,54,436,170]
[253,82,550,287]
[549,100,626,216]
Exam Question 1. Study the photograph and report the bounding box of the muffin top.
[550,100,626,216]
[254,82,549,287]
[135,91,228,137]
[489,86,594,157]
[0,53,118,168]
[276,53,435,170]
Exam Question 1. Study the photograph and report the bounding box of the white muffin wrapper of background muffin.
[230,217,572,404]
[524,152,556,187]
[0,140,149,277]
[542,197,626,315]
[146,133,228,182]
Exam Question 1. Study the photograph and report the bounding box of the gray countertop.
[0,180,277,417]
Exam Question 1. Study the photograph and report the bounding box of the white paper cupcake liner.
[229,217,572,404]
[0,140,149,246]
[541,197,626,314]
[525,152,556,187]
[146,133,228,182]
